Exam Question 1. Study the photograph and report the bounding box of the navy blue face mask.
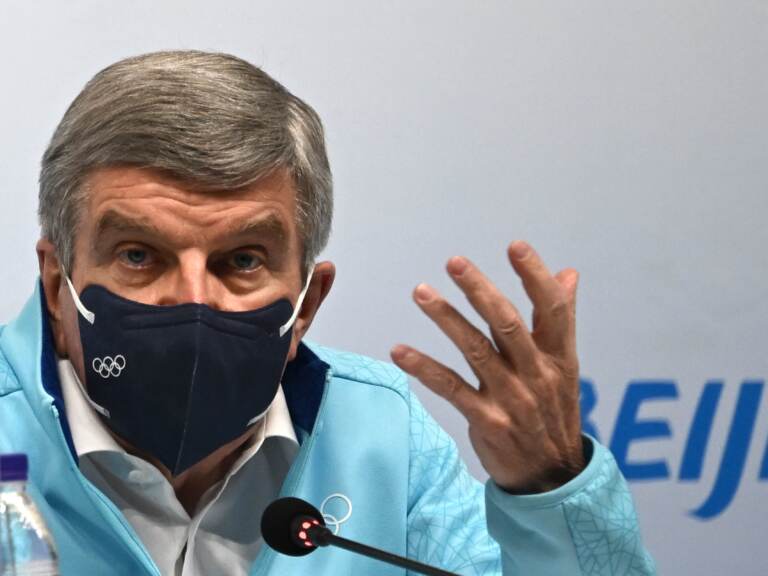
[64,269,313,477]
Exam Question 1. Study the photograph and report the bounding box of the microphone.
[261,497,459,576]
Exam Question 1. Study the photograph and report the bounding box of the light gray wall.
[1,2,767,574]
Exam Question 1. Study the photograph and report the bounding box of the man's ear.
[287,260,336,361]
[36,238,69,355]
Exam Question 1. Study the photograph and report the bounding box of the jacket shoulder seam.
[331,374,411,407]
[0,387,23,400]
[0,352,22,398]
[306,341,410,392]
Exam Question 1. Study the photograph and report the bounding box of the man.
[0,51,655,575]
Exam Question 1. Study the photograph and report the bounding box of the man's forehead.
[84,166,296,204]
[82,167,297,238]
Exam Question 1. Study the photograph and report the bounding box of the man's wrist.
[497,435,594,495]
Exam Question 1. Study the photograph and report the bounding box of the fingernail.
[414,283,435,303]
[390,345,412,362]
[509,241,529,261]
[447,256,468,276]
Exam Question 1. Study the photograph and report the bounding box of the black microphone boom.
[305,524,460,576]
[261,497,460,576]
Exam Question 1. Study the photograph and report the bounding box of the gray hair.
[39,50,332,277]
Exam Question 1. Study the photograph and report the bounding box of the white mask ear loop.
[279,264,316,338]
[59,267,110,417]
[61,267,95,325]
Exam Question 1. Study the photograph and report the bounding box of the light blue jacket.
[0,284,656,575]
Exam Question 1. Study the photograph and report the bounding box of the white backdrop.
[1,2,767,574]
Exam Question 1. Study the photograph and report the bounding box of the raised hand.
[390,241,584,493]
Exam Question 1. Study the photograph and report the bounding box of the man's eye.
[119,248,151,267]
[230,252,263,271]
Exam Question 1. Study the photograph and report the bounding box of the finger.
[390,344,483,420]
[552,268,579,361]
[445,256,540,375]
[412,283,512,390]
[507,242,574,355]
[554,267,579,299]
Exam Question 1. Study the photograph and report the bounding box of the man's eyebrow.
[94,210,164,240]
[225,213,289,243]
[93,209,289,243]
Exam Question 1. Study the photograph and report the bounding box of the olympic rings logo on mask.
[320,493,353,535]
[92,355,127,378]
